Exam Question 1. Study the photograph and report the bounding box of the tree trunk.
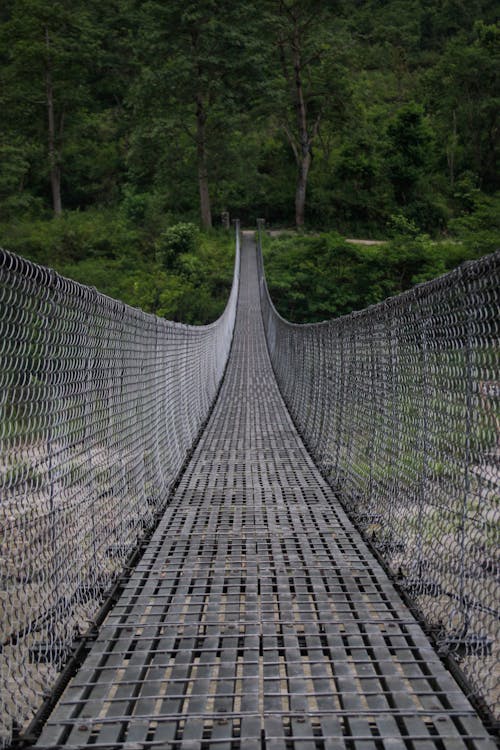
[196,103,212,229]
[191,27,212,230]
[196,120,212,229]
[447,109,457,187]
[45,29,62,216]
[292,22,313,228]
[295,152,311,228]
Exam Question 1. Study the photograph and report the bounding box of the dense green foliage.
[0,212,234,323]
[262,213,496,322]
[0,0,498,321]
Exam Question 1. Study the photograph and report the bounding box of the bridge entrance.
[34,234,496,748]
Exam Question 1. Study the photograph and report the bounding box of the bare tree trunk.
[45,29,62,216]
[196,93,212,229]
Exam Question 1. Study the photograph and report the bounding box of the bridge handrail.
[0,224,240,747]
[257,225,500,722]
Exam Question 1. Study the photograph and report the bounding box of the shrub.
[155,222,199,269]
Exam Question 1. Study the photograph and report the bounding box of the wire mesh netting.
[0,231,239,747]
[258,228,500,721]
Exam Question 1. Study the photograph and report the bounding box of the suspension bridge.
[0,227,499,748]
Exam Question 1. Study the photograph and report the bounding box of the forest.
[0,0,498,323]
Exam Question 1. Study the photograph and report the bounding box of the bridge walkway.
[34,233,496,748]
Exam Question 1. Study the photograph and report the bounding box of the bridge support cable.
[0,229,240,748]
[29,233,497,748]
[258,224,500,726]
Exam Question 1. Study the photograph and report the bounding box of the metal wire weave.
[0,230,240,746]
[258,228,500,720]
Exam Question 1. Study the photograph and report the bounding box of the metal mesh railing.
[258,227,500,720]
[0,228,240,747]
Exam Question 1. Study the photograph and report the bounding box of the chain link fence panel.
[0,229,240,747]
[258,227,499,721]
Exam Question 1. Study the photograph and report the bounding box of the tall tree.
[271,0,349,227]
[0,0,101,215]
[130,1,264,229]
[424,21,499,192]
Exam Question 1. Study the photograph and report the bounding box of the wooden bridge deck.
[34,234,496,749]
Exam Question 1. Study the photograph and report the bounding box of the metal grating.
[33,233,496,749]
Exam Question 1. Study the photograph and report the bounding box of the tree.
[0,0,102,215]
[130,1,264,229]
[386,103,434,205]
[424,21,499,192]
[0,0,498,242]
[270,0,350,228]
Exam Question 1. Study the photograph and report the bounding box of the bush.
[262,227,491,323]
[0,208,139,266]
[0,209,236,325]
[155,222,199,268]
[448,190,500,256]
